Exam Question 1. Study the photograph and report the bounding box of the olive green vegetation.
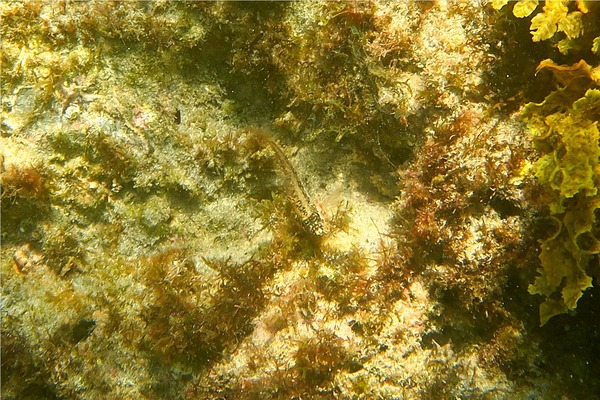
[2,1,600,399]
[525,79,600,326]
[493,0,600,325]
[493,0,587,47]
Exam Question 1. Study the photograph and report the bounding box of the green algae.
[524,86,600,325]
[492,0,587,50]
[491,0,600,326]
[2,1,600,399]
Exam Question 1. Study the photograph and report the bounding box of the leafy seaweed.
[522,60,600,325]
[492,0,588,53]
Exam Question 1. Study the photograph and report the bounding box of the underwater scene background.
[1,1,599,399]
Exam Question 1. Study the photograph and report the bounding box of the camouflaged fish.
[248,128,325,236]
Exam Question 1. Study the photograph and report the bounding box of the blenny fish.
[247,128,325,236]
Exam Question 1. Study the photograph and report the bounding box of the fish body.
[248,128,325,236]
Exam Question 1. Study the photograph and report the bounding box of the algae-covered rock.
[2,1,599,399]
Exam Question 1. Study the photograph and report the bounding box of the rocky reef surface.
[1,1,599,399]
